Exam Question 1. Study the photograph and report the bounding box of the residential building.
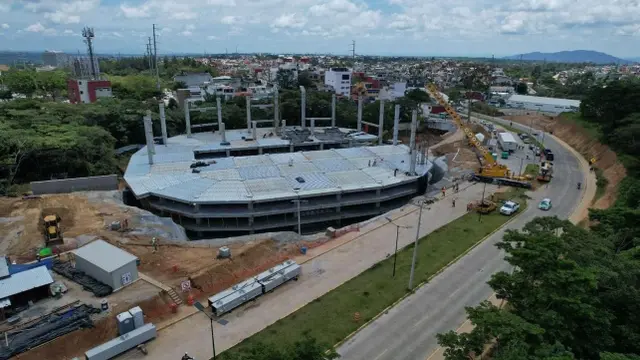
[324,67,352,96]
[42,50,69,68]
[506,94,580,113]
[67,79,112,104]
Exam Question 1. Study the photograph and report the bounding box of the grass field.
[220,202,522,358]
[524,163,540,178]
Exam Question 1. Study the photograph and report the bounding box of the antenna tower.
[147,37,153,71]
[82,27,97,79]
[350,40,356,59]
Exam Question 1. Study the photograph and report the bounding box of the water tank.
[116,311,135,336]
[128,306,144,329]
[218,246,231,259]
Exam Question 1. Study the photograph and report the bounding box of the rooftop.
[74,240,139,272]
[507,94,581,108]
[124,127,431,204]
[0,265,54,300]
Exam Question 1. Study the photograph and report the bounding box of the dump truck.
[43,214,64,246]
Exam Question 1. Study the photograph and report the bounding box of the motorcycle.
[577,182,581,190]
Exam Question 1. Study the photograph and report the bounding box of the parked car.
[546,152,555,161]
[538,198,552,211]
[500,201,520,216]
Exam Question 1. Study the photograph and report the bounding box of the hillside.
[504,50,632,64]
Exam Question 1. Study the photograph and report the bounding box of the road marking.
[374,348,389,360]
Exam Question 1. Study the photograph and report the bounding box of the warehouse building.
[0,259,54,315]
[73,240,139,291]
[506,94,580,114]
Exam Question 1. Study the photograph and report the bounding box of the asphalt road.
[337,116,586,360]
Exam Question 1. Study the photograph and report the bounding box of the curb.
[332,203,527,350]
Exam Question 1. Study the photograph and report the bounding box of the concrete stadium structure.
[123,94,447,238]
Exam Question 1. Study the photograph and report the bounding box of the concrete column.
[378,100,385,145]
[159,101,168,146]
[331,94,336,128]
[246,96,252,132]
[273,88,280,129]
[145,110,155,154]
[252,120,257,139]
[299,86,306,129]
[409,110,418,175]
[220,122,226,143]
[216,96,223,131]
[184,101,192,137]
[409,110,417,154]
[393,104,400,146]
[357,96,363,131]
[311,118,315,134]
[143,114,154,165]
[282,119,286,129]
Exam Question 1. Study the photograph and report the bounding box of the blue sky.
[1,0,640,58]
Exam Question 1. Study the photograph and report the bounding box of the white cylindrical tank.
[475,133,485,143]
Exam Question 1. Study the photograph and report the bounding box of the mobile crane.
[426,83,531,189]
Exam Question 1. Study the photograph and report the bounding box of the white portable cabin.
[256,260,301,293]
[208,278,263,316]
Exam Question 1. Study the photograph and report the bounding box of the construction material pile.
[52,260,113,297]
[0,304,101,359]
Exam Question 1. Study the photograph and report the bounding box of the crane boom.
[426,83,498,166]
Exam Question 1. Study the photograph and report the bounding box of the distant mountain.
[504,50,633,64]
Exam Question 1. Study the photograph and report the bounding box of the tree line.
[437,78,640,360]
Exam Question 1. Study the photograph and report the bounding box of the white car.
[500,201,520,216]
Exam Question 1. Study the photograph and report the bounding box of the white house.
[324,67,352,96]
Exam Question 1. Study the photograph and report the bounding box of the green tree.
[2,70,37,97]
[515,82,528,95]
[297,71,314,89]
[37,70,67,100]
[276,69,296,90]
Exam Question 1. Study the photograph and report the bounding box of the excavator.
[426,83,532,189]
[43,214,64,246]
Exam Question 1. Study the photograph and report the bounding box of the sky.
[1,0,640,58]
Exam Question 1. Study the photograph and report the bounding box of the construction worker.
[452,197,456,208]
[181,353,194,360]
[441,186,446,198]
[151,237,158,253]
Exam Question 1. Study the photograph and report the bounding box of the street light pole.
[193,301,216,360]
[386,217,411,278]
[408,202,424,290]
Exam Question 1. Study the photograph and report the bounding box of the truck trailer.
[497,132,518,152]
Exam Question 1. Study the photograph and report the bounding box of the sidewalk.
[118,182,497,360]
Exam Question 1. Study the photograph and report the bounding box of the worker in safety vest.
[152,237,158,253]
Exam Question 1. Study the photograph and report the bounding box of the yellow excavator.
[426,83,531,189]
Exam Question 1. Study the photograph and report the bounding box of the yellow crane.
[425,83,531,188]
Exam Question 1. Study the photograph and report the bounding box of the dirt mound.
[502,114,625,209]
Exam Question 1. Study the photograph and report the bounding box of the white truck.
[497,132,518,152]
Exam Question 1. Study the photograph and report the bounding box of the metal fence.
[30,174,118,195]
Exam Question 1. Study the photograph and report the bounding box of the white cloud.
[1,24,8,29]
[272,13,306,29]
[221,15,239,25]
[207,35,219,40]
[120,3,151,18]
[180,30,192,36]
[45,11,80,24]
[25,22,46,33]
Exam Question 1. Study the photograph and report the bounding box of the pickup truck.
[500,201,520,216]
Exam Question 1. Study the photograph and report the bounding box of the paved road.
[337,116,586,360]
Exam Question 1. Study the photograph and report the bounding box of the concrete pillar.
[299,86,306,129]
[378,100,385,145]
[220,122,226,143]
[393,104,400,146]
[216,97,222,131]
[143,114,154,165]
[331,94,336,128]
[273,88,280,129]
[252,120,257,139]
[409,110,418,175]
[184,101,192,137]
[282,119,286,129]
[145,110,155,154]
[159,101,168,146]
[409,110,417,154]
[357,96,363,131]
[311,118,315,133]
[246,96,252,132]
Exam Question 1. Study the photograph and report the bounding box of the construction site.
[0,83,564,359]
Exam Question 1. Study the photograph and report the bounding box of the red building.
[67,79,112,104]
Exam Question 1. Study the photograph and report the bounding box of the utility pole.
[147,37,153,71]
[408,200,427,290]
[153,24,160,90]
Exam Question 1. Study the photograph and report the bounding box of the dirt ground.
[501,113,625,210]
[398,129,445,148]
[432,139,480,172]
